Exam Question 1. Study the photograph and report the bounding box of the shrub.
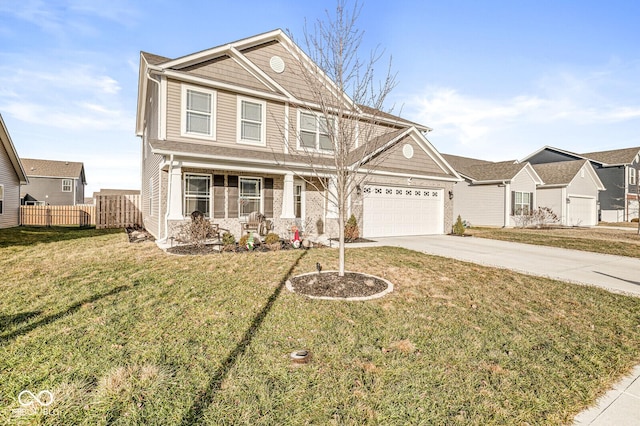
[221,232,236,252]
[632,218,639,223]
[344,214,359,241]
[238,234,249,249]
[178,212,215,248]
[264,232,281,251]
[453,215,466,236]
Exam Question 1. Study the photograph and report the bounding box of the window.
[514,191,532,215]
[629,167,637,186]
[239,177,261,218]
[62,179,72,192]
[299,111,333,151]
[182,85,216,138]
[294,183,302,219]
[238,97,266,145]
[183,174,211,217]
[0,185,3,214]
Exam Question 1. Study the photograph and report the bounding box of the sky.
[1,0,639,195]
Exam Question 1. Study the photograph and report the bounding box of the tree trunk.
[338,213,345,276]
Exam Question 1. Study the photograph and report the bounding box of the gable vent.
[270,56,285,73]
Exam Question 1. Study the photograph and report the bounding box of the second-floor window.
[182,85,216,139]
[62,179,72,192]
[629,167,637,186]
[238,97,266,145]
[299,111,333,151]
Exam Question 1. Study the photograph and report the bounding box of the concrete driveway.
[354,235,640,297]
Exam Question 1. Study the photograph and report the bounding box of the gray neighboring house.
[522,146,640,222]
[136,29,461,241]
[0,114,28,228]
[444,154,542,228]
[532,160,605,227]
[20,159,87,206]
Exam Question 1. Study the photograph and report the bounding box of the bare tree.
[284,0,398,276]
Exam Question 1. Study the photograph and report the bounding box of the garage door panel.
[568,196,596,227]
[362,185,443,237]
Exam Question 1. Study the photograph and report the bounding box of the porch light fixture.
[566,197,571,204]
[407,177,412,185]
[449,190,454,200]
[356,185,361,196]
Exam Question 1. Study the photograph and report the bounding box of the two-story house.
[136,30,460,242]
[20,159,86,206]
[523,146,640,222]
[0,114,29,228]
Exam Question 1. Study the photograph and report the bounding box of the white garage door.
[362,185,444,237]
[568,196,596,226]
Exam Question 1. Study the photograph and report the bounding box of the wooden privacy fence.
[20,195,142,229]
[95,194,142,229]
[20,205,95,227]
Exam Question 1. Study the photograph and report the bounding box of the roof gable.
[580,146,640,166]
[0,115,28,184]
[533,159,604,189]
[21,158,86,183]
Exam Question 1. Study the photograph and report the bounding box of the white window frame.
[629,167,637,186]
[183,173,212,218]
[62,179,72,192]
[0,184,3,215]
[514,191,531,216]
[181,84,217,140]
[239,177,262,219]
[237,96,266,146]
[294,180,305,220]
[297,110,334,152]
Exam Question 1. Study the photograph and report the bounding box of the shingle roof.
[442,154,524,181]
[21,158,85,182]
[141,51,170,66]
[532,160,587,186]
[580,147,640,166]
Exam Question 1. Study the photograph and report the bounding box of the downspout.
[503,181,510,227]
[164,154,174,242]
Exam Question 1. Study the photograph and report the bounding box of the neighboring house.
[136,29,461,241]
[532,160,605,226]
[0,114,29,228]
[443,154,542,228]
[20,159,86,206]
[523,146,640,222]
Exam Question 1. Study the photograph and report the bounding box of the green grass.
[469,226,640,258]
[1,227,639,424]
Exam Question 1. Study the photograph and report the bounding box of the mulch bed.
[288,272,388,298]
[166,241,325,255]
[329,237,376,244]
[125,226,155,243]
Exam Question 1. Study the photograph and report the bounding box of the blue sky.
[1,0,639,194]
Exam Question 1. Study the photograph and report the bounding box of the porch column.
[281,172,295,219]
[503,183,511,227]
[167,165,183,220]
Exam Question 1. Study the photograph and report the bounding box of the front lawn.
[1,227,639,424]
[469,226,640,258]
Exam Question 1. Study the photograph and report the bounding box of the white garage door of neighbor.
[568,196,596,226]
[362,185,444,237]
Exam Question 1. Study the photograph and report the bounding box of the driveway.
[354,235,640,297]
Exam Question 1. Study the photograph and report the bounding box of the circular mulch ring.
[286,271,393,301]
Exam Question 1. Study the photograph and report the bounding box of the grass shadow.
[0,311,43,333]
[180,250,308,425]
[593,271,640,287]
[0,283,135,344]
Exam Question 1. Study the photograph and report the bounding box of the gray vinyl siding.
[567,166,599,199]
[536,188,564,222]
[21,177,78,205]
[597,166,624,210]
[508,169,537,227]
[452,180,506,227]
[0,142,20,228]
[141,151,163,239]
[527,150,581,164]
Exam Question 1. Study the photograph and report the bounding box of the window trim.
[62,179,72,193]
[238,176,262,219]
[629,167,637,186]
[297,110,334,152]
[294,180,305,220]
[0,184,3,215]
[181,84,217,140]
[183,173,212,218]
[513,191,532,216]
[237,96,266,146]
